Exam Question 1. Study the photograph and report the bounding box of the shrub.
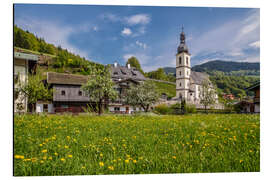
[170,103,181,115]
[186,104,197,114]
[154,104,172,115]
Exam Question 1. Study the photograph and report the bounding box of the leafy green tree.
[145,68,169,81]
[199,80,217,113]
[82,65,117,115]
[124,81,160,112]
[126,56,144,74]
[17,71,53,113]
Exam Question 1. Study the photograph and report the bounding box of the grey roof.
[47,72,88,85]
[190,71,209,85]
[110,65,146,81]
[14,52,39,61]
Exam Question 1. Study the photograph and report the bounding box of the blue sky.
[14,4,260,72]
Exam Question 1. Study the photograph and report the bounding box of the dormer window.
[61,90,65,96]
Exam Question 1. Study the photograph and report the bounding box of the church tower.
[176,27,191,100]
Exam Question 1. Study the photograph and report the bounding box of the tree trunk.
[98,99,102,115]
[204,105,207,114]
[31,103,35,113]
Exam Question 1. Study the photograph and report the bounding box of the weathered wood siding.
[53,85,90,102]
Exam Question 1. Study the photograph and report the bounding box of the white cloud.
[15,16,90,59]
[190,9,260,63]
[249,41,260,49]
[123,54,135,61]
[93,26,99,32]
[125,14,151,25]
[135,40,147,49]
[123,53,151,66]
[121,28,132,36]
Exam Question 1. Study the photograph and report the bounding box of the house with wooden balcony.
[246,81,260,113]
[14,51,38,112]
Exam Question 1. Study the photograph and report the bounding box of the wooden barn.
[36,72,92,114]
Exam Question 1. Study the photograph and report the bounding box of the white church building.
[175,28,219,107]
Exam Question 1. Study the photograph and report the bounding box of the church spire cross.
[177,25,189,54]
[180,26,185,44]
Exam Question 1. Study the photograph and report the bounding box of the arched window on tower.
[186,57,189,65]
[179,82,181,87]
[179,57,182,65]
[179,71,181,76]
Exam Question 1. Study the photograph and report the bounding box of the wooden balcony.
[254,97,260,103]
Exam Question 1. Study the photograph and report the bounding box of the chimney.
[127,63,131,69]
[114,61,118,67]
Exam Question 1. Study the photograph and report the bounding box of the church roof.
[190,71,209,85]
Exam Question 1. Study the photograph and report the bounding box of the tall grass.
[14,114,260,176]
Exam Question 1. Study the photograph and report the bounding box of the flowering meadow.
[14,114,260,176]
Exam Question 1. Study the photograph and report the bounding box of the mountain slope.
[191,60,259,73]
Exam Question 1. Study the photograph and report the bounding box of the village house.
[36,72,90,113]
[35,63,147,114]
[14,51,38,112]
[248,82,260,113]
[174,28,219,108]
[109,62,147,113]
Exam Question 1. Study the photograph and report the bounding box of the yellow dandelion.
[118,158,121,161]
[41,149,47,153]
[60,158,65,162]
[99,162,104,167]
[249,150,253,153]
[82,166,86,169]
[138,157,143,160]
[125,159,129,163]
[108,166,114,170]
[14,155,24,159]
[172,156,176,159]
[54,152,58,156]
[42,156,47,160]
[68,154,73,158]
[23,158,31,162]
[66,136,71,139]
[133,160,137,163]
[64,145,69,149]
[39,144,43,147]
[233,136,237,141]
[52,136,56,140]
[240,160,243,163]
[48,156,53,160]
[100,153,103,157]
[113,159,117,163]
[40,160,44,163]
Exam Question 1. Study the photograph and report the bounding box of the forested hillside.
[14,25,102,75]
[191,60,260,76]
